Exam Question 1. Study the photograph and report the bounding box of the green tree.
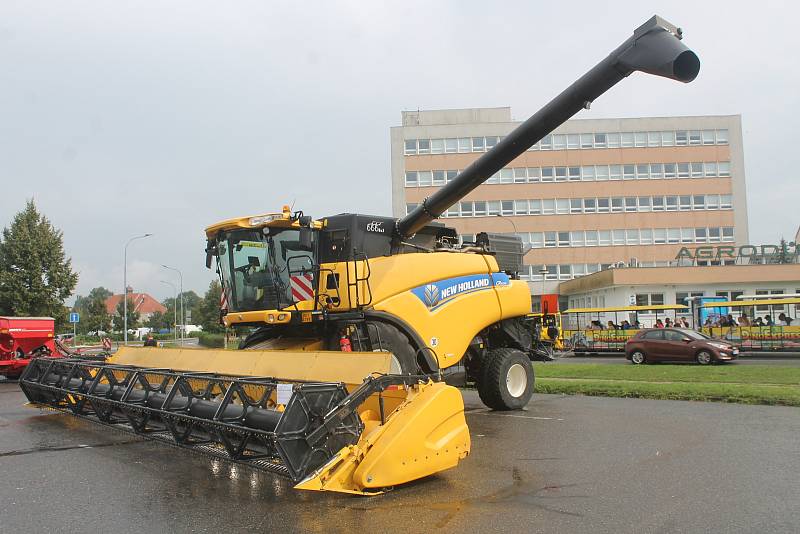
[194,280,224,333]
[112,296,139,332]
[74,286,112,334]
[0,200,78,330]
[146,310,172,331]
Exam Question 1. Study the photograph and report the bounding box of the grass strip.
[536,378,800,407]
[538,363,800,386]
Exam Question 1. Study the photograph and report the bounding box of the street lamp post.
[123,233,153,346]
[160,280,178,344]
[494,213,519,235]
[162,264,184,346]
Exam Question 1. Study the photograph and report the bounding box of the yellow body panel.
[363,253,530,368]
[294,381,470,494]
[109,346,391,386]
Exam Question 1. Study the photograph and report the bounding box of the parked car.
[625,328,739,365]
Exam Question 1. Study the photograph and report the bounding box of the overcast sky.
[1,0,798,303]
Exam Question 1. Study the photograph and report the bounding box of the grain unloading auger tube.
[20,15,699,495]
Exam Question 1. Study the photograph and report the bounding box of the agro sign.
[675,243,799,261]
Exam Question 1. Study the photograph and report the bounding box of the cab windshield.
[217,228,316,312]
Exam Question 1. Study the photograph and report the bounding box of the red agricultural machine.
[0,317,57,378]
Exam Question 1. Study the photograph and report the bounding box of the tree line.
[72,281,224,335]
[1,200,223,334]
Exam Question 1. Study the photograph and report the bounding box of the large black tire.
[368,322,419,375]
[477,348,534,411]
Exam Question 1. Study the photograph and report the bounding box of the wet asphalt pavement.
[1,381,798,534]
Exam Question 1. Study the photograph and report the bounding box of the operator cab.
[215,226,316,313]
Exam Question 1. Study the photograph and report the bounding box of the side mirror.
[299,228,313,250]
[205,241,217,269]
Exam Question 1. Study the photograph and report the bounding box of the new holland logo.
[411,273,510,311]
[423,284,440,307]
[366,221,385,233]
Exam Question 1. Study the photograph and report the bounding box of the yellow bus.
[697,297,800,351]
[561,304,690,352]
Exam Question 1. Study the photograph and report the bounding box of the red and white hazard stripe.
[290,273,315,302]
[220,282,230,312]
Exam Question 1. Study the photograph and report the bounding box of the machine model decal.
[411,272,510,311]
[365,221,385,233]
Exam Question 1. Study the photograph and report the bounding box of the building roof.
[105,293,167,315]
[558,264,800,295]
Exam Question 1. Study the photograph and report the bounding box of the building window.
[417,139,430,154]
[722,227,734,242]
[695,228,707,243]
[404,139,417,155]
[430,139,444,154]
[567,134,580,149]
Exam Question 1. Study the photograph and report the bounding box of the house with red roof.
[105,288,167,322]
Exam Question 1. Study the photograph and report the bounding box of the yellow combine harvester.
[20,16,699,495]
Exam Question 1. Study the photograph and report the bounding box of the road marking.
[465,408,563,421]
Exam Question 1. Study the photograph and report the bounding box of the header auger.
[21,16,699,495]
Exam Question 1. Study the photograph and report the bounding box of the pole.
[162,265,184,346]
[161,280,178,344]
[123,233,153,346]
[494,213,518,235]
[539,266,548,313]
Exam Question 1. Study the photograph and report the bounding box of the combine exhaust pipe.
[395,15,700,239]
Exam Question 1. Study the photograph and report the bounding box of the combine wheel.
[368,322,419,375]
[478,348,534,411]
